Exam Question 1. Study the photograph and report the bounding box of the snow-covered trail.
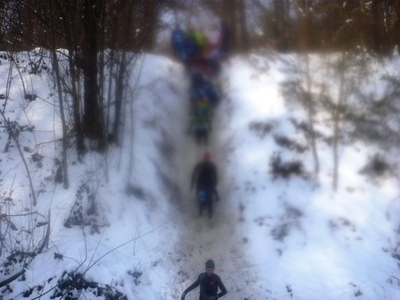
[164,65,265,299]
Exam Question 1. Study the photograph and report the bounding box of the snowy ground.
[0,50,400,299]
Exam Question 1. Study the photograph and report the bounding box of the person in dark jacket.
[181,259,227,300]
[191,152,219,219]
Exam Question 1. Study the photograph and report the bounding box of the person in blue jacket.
[171,27,196,63]
[181,259,227,300]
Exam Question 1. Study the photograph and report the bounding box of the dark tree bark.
[143,0,158,51]
[82,0,105,149]
[55,0,86,158]
[49,0,69,189]
[238,0,249,51]
[225,0,238,52]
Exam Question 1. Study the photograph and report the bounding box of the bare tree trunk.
[238,0,249,51]
[223,0,237,52]
[391,1,400,52]
[82,0,105,149]
[332,52,346,192]
[55,0,86,158]
[295,0,320,176]
[143,0,157,51]
[372,0,385,53]
[49,0,69,189]
[106,50,115,137]
[111,1,133,144]
[304,55,320,176]
[112,51,127,145]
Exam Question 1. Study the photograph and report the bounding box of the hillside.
[0,50,400,299]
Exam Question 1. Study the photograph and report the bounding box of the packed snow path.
[161,63,266,299]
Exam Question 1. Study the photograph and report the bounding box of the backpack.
[197,190,207,203]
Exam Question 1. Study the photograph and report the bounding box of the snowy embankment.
[220,53,400,300]
[0,53,189,299]
[1,51,400,300]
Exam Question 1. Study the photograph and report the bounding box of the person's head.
[205,259,215,276]
[203,151,211,162]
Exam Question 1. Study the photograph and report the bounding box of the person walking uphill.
[191,152,219,220]
[181,259,227,300]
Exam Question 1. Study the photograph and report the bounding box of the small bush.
[269,153,306,180]
[50,271,126,299]
[31,153,43,168]
[359,154,391,179]
[64,183,108,234]
[274,134,308,153]
[271,223,290,241]
[249,121,275,138]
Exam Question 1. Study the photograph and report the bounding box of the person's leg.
[197,188,206,217]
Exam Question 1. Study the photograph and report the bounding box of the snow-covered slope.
[0,50,400,299]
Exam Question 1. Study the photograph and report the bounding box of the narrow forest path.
[164,64,265,299]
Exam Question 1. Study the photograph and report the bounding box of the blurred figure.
[191,97,211,118]
[171,27,187,60]
[190,152,219,220]
[204,23,222,76]
[181,259,227,300]
[190,72,220,106]
[187,24,206,61]
[188,112,211,146]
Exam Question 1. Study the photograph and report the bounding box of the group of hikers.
[171,22,229,300]
[171,22,225,225]
[171,22,228,146]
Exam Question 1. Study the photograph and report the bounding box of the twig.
[30,221,168,300]
[83,221,168,275]
[0,110,37,206]
[0,211,51,289]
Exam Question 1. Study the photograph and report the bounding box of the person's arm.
[212,163,218,186]
[216,276,227,298]
[182,275,201,298]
